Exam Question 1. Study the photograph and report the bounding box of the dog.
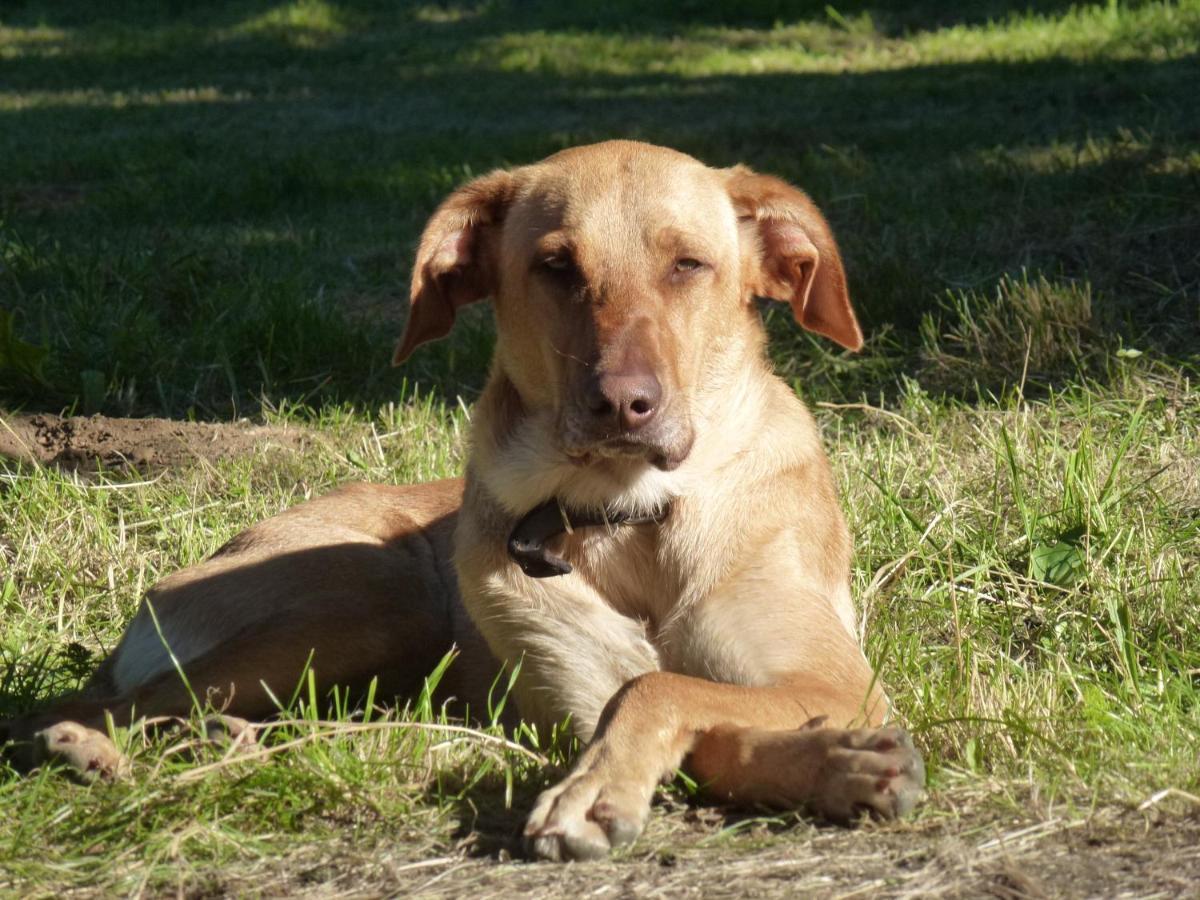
[3,141,923,861]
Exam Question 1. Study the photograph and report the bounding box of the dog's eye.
[674,258,704,274]
[541,254,574,273]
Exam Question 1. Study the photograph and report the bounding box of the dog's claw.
[33,721,130,784]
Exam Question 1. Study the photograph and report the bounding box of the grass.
[1,0,1199,894]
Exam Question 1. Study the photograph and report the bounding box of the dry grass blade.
[174,719,548,783]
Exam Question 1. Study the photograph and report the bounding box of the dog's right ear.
[393,169,516,365]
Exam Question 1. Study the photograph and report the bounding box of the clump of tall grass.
[919,274,1096,397]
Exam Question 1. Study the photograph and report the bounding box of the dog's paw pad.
[33,721,130,784]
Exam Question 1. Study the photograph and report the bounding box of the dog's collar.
[507,498,670,579]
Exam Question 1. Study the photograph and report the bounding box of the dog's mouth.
[564,433,692,472]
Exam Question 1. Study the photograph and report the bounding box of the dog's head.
[395,141,861,510]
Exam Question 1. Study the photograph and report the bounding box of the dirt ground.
[216,804,1200,899]
[0,412,316,472]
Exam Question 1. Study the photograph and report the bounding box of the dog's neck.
[506,498,671,579]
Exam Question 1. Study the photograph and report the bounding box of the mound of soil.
[0,413,315,472]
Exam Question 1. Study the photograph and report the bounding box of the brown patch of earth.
[0,412,317,472]
[195,805,1200,898]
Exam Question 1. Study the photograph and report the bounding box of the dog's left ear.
[725,166,863,351]
[393,169,517,365]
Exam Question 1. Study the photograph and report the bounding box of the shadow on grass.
[0,1,1196,416]
[439,772,848,863]
[3,0,1094,40]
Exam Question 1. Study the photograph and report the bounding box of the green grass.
[2,0,1199,894]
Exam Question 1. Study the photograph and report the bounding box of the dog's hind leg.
[3,595,454,780]
[0,653,129,781]
[3,481,469,780]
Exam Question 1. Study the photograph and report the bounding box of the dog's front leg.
[523,581,923,861]
[524,671,923,860]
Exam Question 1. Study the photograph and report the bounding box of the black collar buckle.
[506,498,670,579]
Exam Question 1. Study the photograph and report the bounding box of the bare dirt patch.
[194,804,1200,899]
[446,806,1200,899]
[0,412,317,472]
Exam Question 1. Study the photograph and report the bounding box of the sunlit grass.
[473,2,1200,76]
[223,0,360,47]
[0,85,255,111]
[5,2,1197,72]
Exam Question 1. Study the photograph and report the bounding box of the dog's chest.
[556,526,680,631]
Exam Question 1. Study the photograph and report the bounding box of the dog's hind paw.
[33,721,130,784]
[199,715,258,752]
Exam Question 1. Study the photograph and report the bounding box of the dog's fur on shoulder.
[3,141,923,861]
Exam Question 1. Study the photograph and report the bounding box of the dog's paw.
[33,721,130,784]
[807,725,924,824]
[199,715,258,752]
[524,766,650,862]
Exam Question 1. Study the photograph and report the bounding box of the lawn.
[1,0,1198,895]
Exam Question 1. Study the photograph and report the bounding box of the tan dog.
[3,141,923,860]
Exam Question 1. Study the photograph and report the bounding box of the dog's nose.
[585,371,662,432]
